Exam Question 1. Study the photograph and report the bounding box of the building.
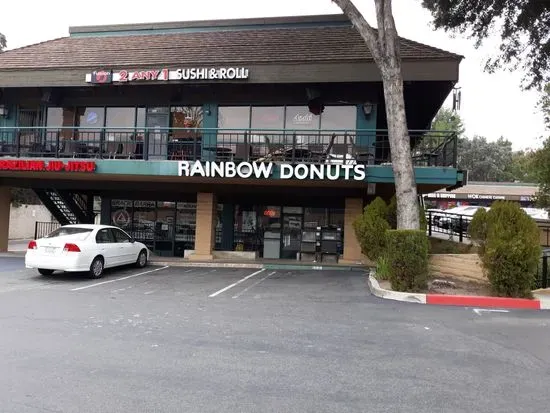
[424,182,539,209]
[0,14,464,261]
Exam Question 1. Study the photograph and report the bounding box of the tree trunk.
[333,0,420,229]
[381,68,420,229]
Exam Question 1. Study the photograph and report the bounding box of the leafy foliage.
[457,136,517,182]
[386,230,430,292]
[353,197,390,262]
[10,188,40,207]
[430,108,465,136]
[469,201,541,298]
[422,0,550,90]
[0,32,5,52]
[375,255,391,281]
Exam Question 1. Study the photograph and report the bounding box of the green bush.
[375,255,391,280]
[353,197,390,261]
[386,230,429,292]
[387,195,427,232]
[469,201,541,298]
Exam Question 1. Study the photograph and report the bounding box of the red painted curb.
[426,294,541,310]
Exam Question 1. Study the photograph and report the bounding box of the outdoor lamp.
[362,102,374,117]
[0,104,7,118]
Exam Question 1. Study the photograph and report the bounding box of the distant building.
[424,182,538,209]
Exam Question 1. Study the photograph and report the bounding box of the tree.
[333,0,419,229]
[457,135,516,182]
[430,108,465,136]
[0,33,6,52]
[422,1,550,90]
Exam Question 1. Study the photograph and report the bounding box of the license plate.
[44,247,56,254]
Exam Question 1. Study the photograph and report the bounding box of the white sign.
[426,192,457,199]
[85,67,249,83]
[178,161,367,181]
[467,194,506,200]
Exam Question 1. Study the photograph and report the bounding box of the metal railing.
[427,210,473,243]
[536,251,549,289]
[34,221,61,239]
[0,127,458,167]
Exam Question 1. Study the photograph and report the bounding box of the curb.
[368,271,550,310]
[150,260,263,269]
[150,260,365,271]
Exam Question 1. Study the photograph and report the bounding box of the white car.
[25,224,149,278]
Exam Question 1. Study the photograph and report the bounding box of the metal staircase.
[34,189,93,225]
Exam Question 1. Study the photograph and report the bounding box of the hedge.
[386,229,429,292]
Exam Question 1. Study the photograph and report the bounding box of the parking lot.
[1,258,550,413]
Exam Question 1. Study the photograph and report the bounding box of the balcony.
[0,127,458,168]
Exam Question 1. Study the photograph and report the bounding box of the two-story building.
[0,14,464,262]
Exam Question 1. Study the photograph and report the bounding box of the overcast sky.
[1,0,547,150]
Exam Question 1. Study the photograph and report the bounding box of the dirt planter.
[429,254,486,284]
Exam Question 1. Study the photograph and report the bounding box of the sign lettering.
[178,161,367,181]
[0,160,96,173]
[86,67,249,83]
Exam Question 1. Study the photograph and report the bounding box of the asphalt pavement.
[0,257,549,413]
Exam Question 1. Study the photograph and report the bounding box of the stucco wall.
[9,204,57,240]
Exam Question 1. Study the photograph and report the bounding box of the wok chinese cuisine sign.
[0,160,96,173]
[86,67,250,83]
[178,161,367,181]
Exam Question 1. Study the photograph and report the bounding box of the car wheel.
[38,269,54,276]
[136,249,148,268]
[89,256,104,279]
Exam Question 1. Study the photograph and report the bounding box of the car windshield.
[44,227,93,238]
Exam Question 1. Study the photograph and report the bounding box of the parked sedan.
[25,224,149,278]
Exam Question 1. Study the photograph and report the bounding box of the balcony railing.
[0,127,458,167]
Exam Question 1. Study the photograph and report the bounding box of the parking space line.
[208,268,266,298]
[70,266,170,291]
[232,271,275,299]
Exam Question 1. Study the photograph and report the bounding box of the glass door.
[281,213,303,259]
[155,201,175,256]
[146,108,169,159]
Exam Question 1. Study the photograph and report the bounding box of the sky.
[0,0,547,150]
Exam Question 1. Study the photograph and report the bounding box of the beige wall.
[341,197,365,264]
[0,187,10,252]
[9,204,57,240]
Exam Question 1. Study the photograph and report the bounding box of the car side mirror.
[130,237,135,243]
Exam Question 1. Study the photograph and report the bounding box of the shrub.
[468,208,489,255]
[375,255,391,280]
[353,197,390,261]
[386,230,429,292]
[387,195,427,232]
[470,201,541,298]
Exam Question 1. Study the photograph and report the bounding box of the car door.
[111,228,137,265]
[95,228,118,268]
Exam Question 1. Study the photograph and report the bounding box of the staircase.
[34,189,93,225]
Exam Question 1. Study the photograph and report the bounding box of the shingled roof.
[0,15,462,70]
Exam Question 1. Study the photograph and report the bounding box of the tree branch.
[332,0,382,63]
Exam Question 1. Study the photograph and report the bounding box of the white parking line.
[232,271,275,299]
[70,266,170,291]
[208,268,266,298]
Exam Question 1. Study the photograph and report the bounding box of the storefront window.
[304,208,328,229]
[46,107,76,141]
[250,106,285,150]
[320,106,357,148]
[171,106,203,141]
[132,200,156,249]
[175,202,196,256]
[218,106,250,148]
[76,107,104,145]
